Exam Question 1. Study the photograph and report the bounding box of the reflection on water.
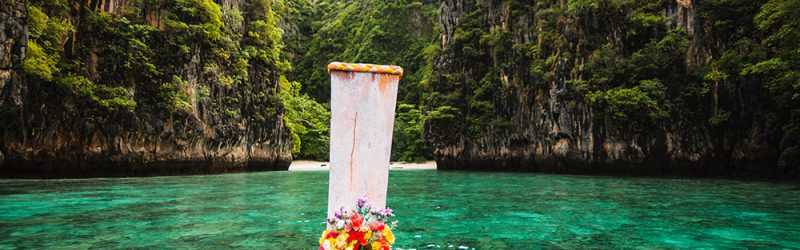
[0,171,799,248]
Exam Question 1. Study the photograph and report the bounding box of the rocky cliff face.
[0,0,27,169]
[0,0,292,177]
[426,0,799,178]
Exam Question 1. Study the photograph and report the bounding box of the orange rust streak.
[349,112,358,189]
[378,74,391,93]
[332,71,355,81]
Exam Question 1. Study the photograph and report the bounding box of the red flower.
[369,221,384,231]
[350,213,364,231]
[326,230,339,239]
[346,230,367,245]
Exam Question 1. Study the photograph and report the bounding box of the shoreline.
[289,160,437,171]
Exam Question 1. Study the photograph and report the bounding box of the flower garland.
[319,197,396,250]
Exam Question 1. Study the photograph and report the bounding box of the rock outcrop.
[0,0,292,178]
[0,0,27,170]
[426,0,799,178]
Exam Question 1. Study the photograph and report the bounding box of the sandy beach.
[288,160,437,171]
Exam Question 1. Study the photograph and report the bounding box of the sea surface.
[1,170,799,249]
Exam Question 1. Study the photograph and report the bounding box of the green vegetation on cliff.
[427,0,700,137]
[14,0,440,164]
[423,0,799,176]
[21,0,291,115]
[1,0,292,175]
[747,0,800,135]
[280,76,330,160]
[280,0,438,161]
[5,0,799,176]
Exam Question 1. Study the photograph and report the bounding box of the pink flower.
[357,196,367,208]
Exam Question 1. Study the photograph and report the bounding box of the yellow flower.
[371,241,383,250]
[364,231,374,241]
[381,228,395,244]
[322,239,332,250]
[320,230,329,245]
[335,234,347,249]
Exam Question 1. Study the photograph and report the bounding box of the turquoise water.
[1,171,799,249]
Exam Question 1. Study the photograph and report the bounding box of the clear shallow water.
[1,171,799,249]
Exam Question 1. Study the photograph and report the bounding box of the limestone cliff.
[426,0,799,178]
[0,0,27,169]
[0,0,292,177]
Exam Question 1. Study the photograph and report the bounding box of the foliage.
[22,5,71,80]
[288,0,437,103]
[586,79,669,123]
[23,2,138,112]
[56,75,137,112]
[425,0,709,140]
[20,0,290,122]
[159,76,193,112]
[392,104,431,162]
[21,0,800,165]
[749,0,800,135]
[166,0,224,42]
[242,0,287,69]
[82,12,159,87]
[584,27,684,124]
[280,77,330,160]
[23,41,59,81]
[282,0,438,161]
[709,109,732,126]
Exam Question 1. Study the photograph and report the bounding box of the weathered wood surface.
[327,70,400,217]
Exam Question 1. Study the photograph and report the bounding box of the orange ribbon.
[327,62,404,77]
